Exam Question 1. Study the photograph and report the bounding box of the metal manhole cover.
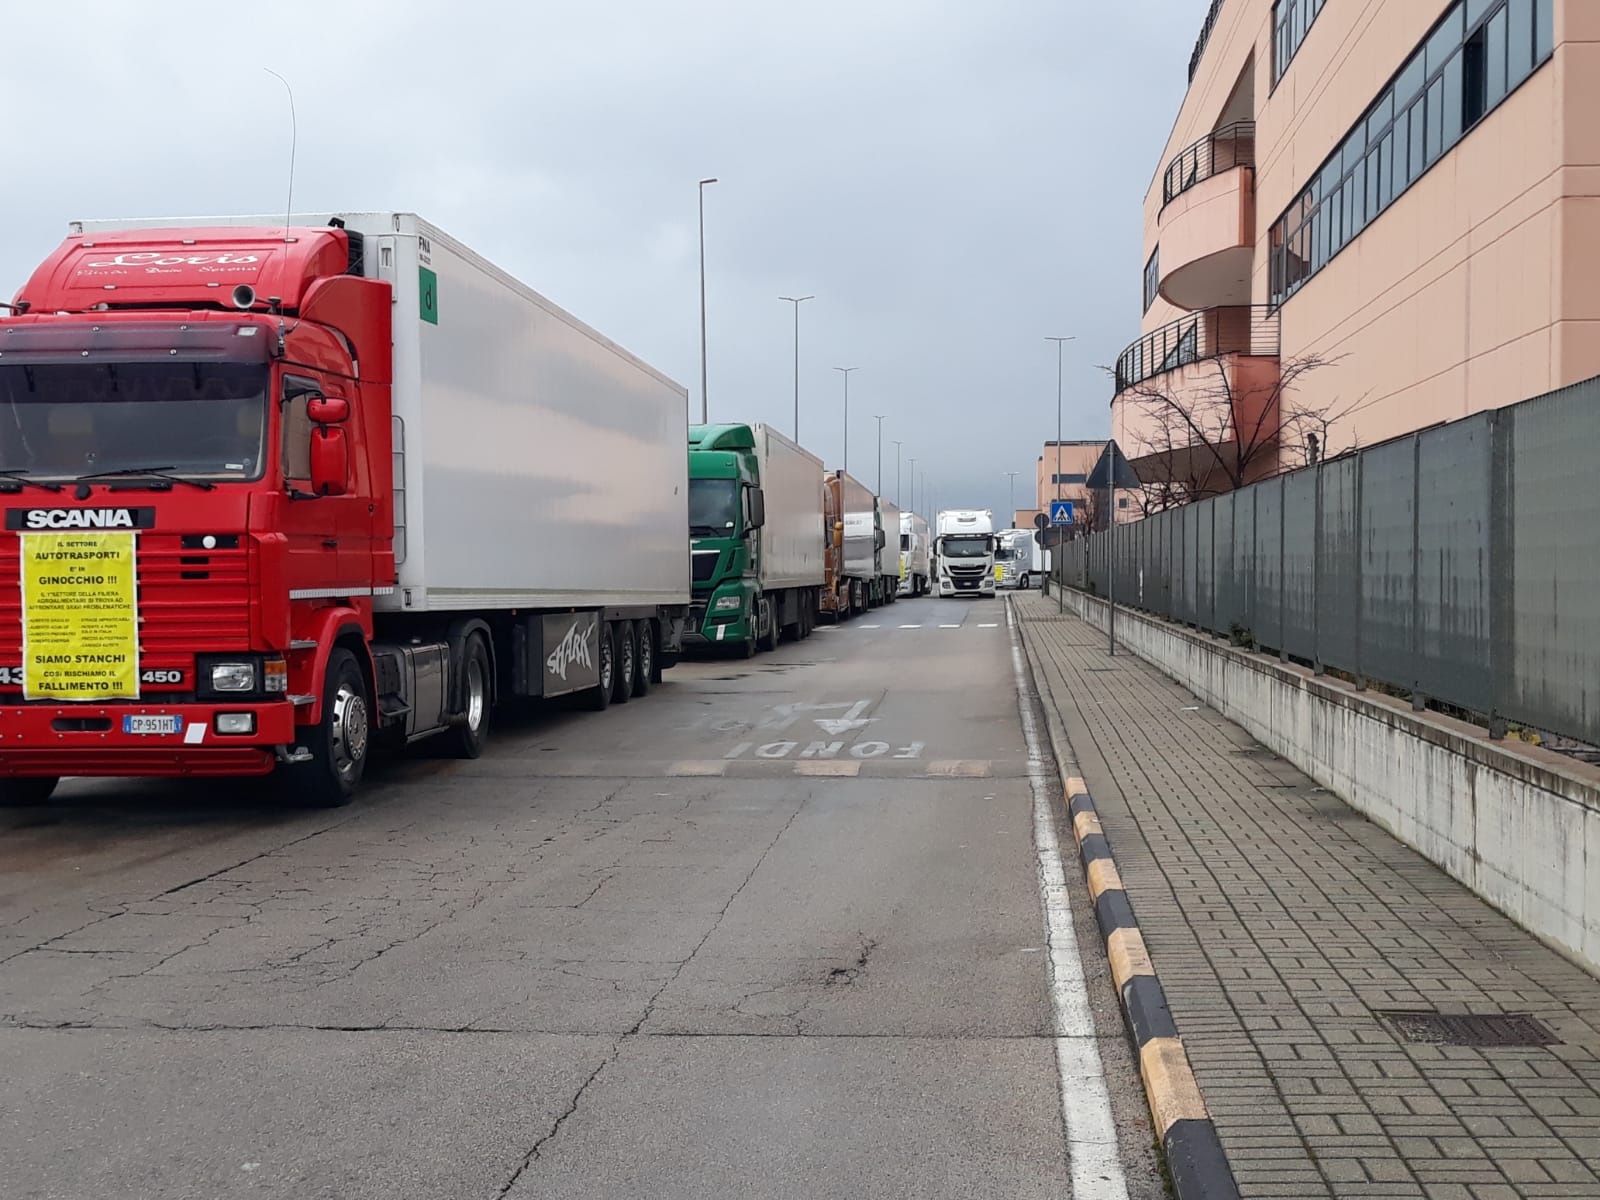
[1379,1011,1558,1047]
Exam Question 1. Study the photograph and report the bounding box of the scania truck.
[821,470,879,619]
[0,212,690,807]
[934,509,997,597]
[898,511,930,597]
[687,423,824,656]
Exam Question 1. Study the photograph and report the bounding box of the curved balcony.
[1163,122,1254,206]
[1115,306,1277,393]
[1114,307,1282,493]
[1158,123,1255,310]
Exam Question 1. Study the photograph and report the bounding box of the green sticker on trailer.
[418,265,438,325]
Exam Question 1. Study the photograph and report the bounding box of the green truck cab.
[688,424,826,657]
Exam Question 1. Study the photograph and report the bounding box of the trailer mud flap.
[540,612,601,699]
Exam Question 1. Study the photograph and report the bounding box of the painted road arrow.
[814,699,877,735]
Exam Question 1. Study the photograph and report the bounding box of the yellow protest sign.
[21,531,139,700]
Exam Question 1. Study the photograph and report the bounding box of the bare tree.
[1113,352,1351,514]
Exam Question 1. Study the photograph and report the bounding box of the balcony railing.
[1114,306,1279,394]
[1188,0,1226,82]
[1163,121,1255,207]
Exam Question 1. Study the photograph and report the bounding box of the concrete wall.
[1053,587,1600,978]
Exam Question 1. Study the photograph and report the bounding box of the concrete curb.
[1016,612,1240,1200]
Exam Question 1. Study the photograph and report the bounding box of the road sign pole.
[1107,480,1115,654]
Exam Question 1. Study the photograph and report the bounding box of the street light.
[779,295,813,442]
[908,457,917,513]
[1046,335,1076,612]
[1005,471,1020,522]
[892,440,903,508]
[697,178,718,424]
[833,367,858,473]
[873,415,886,495]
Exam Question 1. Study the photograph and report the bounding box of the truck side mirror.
[307,394,350,424]
[310,426,350,497]
[747,486,766,530]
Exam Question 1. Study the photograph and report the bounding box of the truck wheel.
[0,777,58,807]
[291,647,369,808]
[612,621,637,704]
[632,621,654,697]
[446,635,491,759]
[759,598,780,652]
[583,623,616,711]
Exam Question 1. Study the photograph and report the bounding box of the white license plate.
[123,715,182,736]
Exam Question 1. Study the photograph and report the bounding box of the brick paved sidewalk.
[1015,595,1600,1200]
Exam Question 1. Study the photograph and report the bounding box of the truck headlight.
[215,712,257,735]
[713,595,743,612]
[210,662,256,692]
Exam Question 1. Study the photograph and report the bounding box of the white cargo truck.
[934,509,997,598]
[898,511,931,597]
[875,496,902,606]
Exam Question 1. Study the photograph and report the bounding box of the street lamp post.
[779,295,813,442]
[833,367,858,474]
[1005,471,1019,523]
[892,440,903,508]
[873,415,886,496]
[697,177,718,424]
[908,457,917,513]
[1046,336,1076,612]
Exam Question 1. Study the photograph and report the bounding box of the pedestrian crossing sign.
[1050,500,1075,526]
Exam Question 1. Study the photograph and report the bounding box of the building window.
[1268,0,1554,308]
[1051,473,1087,486]
[1143,247,1160,313]
[1117,497,1130,509]
[1272,0,1328,84]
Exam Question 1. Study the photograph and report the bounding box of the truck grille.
[691,550,721,584]
[0,535,252,670]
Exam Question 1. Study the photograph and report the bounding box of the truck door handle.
[322,539,339,549]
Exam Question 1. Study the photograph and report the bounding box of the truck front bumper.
[684,600,752,647]
[0,699,299,777]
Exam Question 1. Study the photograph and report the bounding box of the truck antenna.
[264,68,297,337]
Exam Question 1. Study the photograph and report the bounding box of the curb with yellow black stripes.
[1065,773,1241,1200]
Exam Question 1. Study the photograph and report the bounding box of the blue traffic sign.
[1050,500,1075,526]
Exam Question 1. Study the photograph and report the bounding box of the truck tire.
[759,598,780,652]
[291,647,369,808]
[0,777,58,807]
[612,621,637,704]
[445,635,491,759]
[582,623,616,711]
[632,620,654,697]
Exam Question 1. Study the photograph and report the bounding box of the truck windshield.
[941,536,992,558]
[0,362,268,481]
[689,478,740,536]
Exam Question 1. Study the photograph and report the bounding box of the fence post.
[1410,432,1426,711]
[1354,451,1366,691]
[1487,409,1511,738]
[1210,497,1218,635]
[1279,477,1288,664]
[1313,464,1324,675]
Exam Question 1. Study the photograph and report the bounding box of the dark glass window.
[1267,0,1553,307]
[1143,248,1160,313]
[1272,0,1329,84]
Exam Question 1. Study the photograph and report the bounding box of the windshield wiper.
[0,470,63,494]
[74,466,215,492]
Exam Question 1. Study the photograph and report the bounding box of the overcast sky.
[1,1,1194,522]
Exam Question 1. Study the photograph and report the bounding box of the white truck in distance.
[898,511,931,597]
[934,509,996,598]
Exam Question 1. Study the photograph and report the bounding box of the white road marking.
[860,624,881,629]
[899,624,922,629]
[1007,604,1130,1200]
[814,698,878,735]
[979,622,999,628]
[939,623,961,629]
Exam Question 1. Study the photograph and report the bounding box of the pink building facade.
[1116,0,1583,489]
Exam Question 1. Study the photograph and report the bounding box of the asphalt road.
[0,593,1164,1199]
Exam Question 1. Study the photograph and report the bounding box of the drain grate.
[1380,1011,1558,1047]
